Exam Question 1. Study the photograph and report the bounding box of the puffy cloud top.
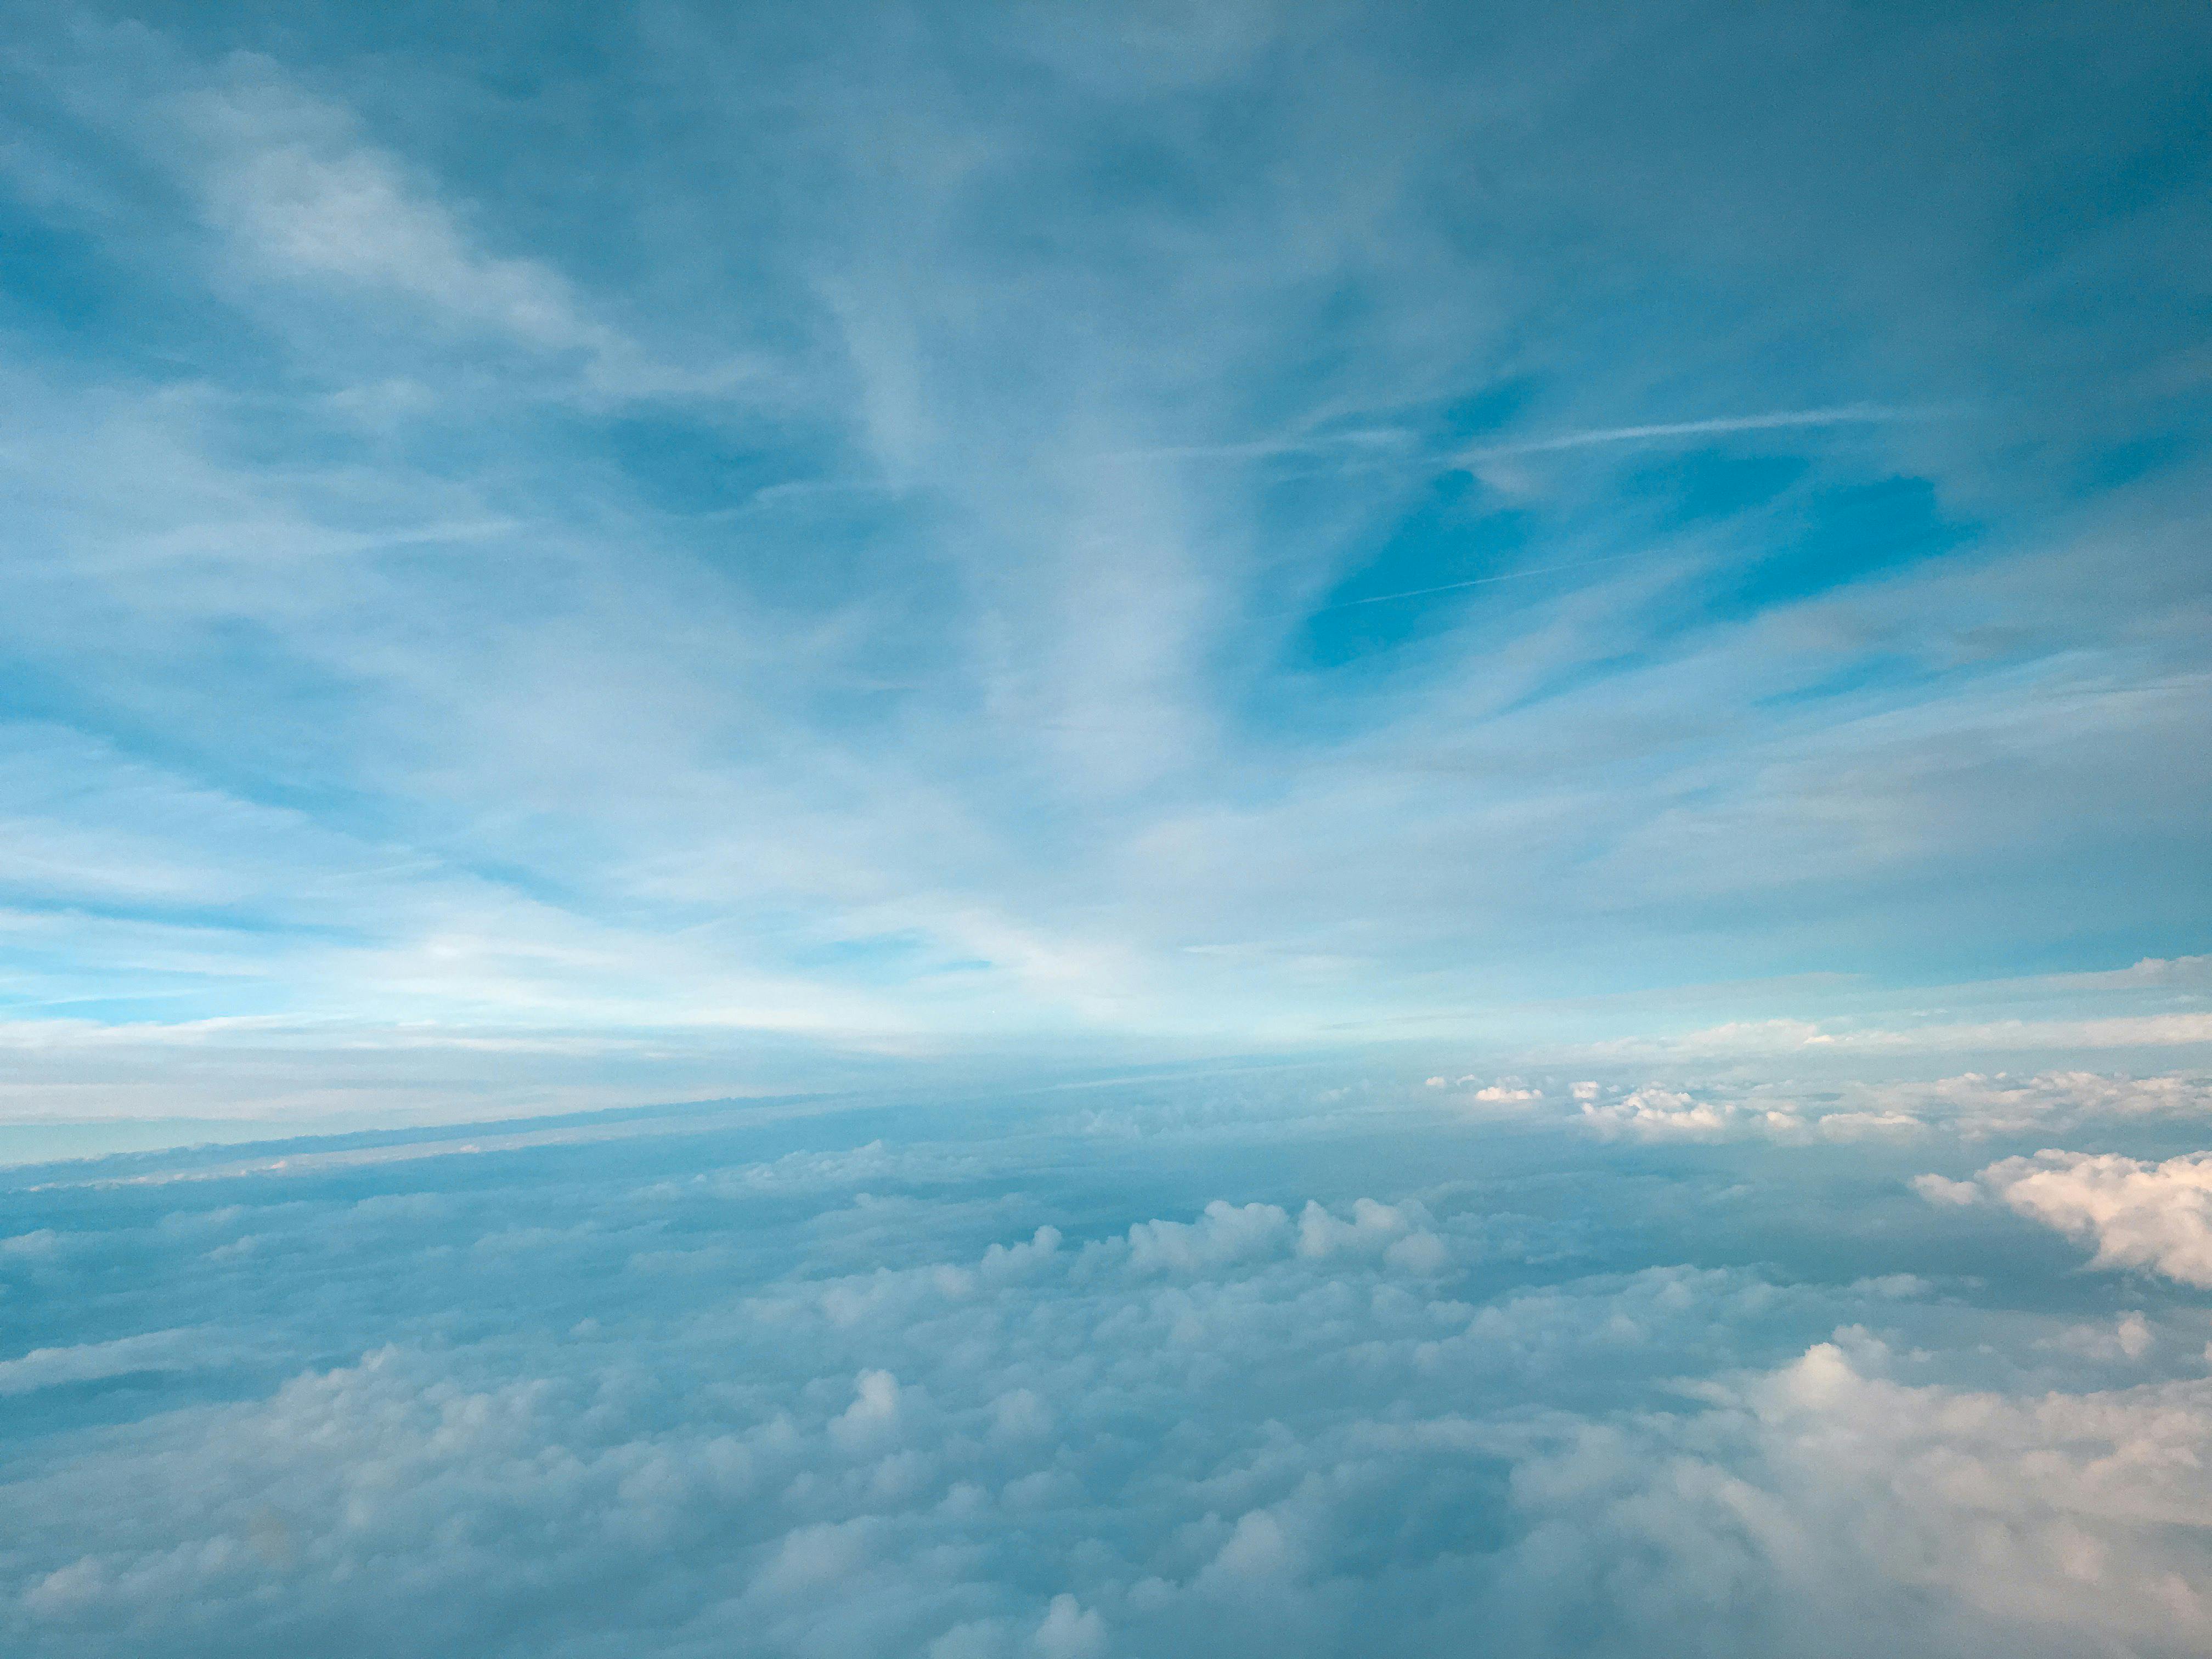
[7,1068,2212,1656]
[1928,1150,2212,1286]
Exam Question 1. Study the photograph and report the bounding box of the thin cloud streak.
[1461,403,1944,461]
[1311,551,1656,612]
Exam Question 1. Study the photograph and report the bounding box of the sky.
[0,0,2207,1134]
[4,4,2212,1654]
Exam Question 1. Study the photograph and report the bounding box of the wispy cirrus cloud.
[1460,402,1944,460]
[0,2,2204,1124]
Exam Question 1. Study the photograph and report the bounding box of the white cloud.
[1295,1197,1428,1259]
[1119,1201,1293,1276]
[1031,1594,1108,1659]
[2041,1311,2155,1362]
[1934,1149,2212,1286]
[0,1329,211,1396]
[1575,1085,1780,1141]
[1911,1173,1982,1207]
[188,81,600,346]
[1872,1071,2212,1135]
[830,1369,908,1451]
[1575,1013,2212,1061]
[1491,1338,2212,1657]
[161,65,743,400]
[1459,403,1934,460]
[1435,1071,2212,1148]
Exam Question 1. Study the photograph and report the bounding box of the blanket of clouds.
[7,1064,2212,1657]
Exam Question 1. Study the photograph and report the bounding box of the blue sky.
[1,1,2209,1131]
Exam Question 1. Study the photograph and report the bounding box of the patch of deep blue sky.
[0,1,2207,1070]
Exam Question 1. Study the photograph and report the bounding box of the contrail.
[1462,403,1933,461]
[1313,551,1655,611]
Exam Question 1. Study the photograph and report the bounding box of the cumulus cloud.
[1574,1085,1790,1141]
[1491,1338,2212,1657]
[1120,1200,1293,1276]
[8,1081,2212,1658]
[1926,1149,2212,1286]
[1296,1199,1448,1273]
[1435,1070,2212,1146]
[1873,1071,2212,1135]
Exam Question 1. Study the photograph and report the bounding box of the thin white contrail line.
[1314,551,1654,612]
[1462,403,1933,460]
[1290,404,1949,614]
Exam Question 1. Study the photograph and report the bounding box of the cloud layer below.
[5,1065,2212,1656]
